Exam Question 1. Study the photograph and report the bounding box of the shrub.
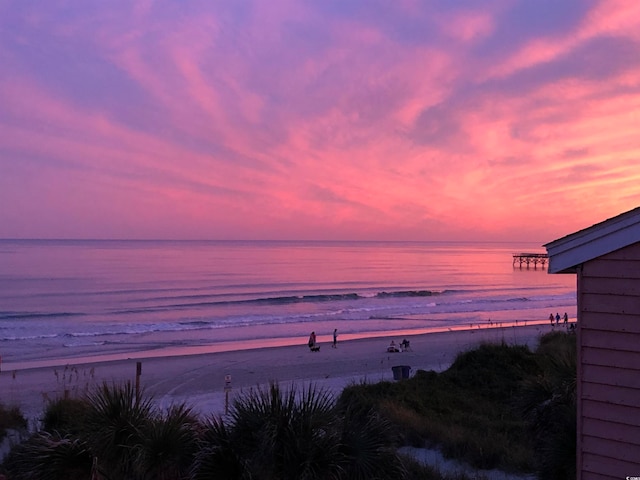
[520,331,576,479]
[337,342,540,472]
[2,431,93,479]
[41,397,89,436]
[0,403,27,441]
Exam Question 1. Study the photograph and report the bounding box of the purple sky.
[1,0,639,241]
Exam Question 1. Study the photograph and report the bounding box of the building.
[545,206,640,479]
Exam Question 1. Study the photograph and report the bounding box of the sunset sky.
[1,0,639,242]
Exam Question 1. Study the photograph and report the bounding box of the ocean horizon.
[0,239,576,369]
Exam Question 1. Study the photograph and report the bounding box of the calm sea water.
[0,240,576,366]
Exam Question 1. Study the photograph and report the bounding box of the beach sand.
[0,322,559,422]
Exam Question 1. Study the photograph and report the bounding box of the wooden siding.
[581,276,640,296]
[582,364,640,389]
[578,242,640,478]
[583,435,640,468]
[582,399,640,427]
[582,293,640,314]
[581,257,640,279]
[582,329,640,352]
[583,451,640,478]
[583,346,640,370]
[580,311,640,333]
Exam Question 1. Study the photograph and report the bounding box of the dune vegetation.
[338,330,576,479]
[0,331,575,480]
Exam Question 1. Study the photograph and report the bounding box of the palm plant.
[335,406,405,480]
[6,384,204,480]
[190,416,248,480]
[1,431,93,479]
[135,403,200,480]
[227,382,341,480]
[82,381,155,479]
[3,380,407,480]
[192,382,406,480]
[193,383,343,479]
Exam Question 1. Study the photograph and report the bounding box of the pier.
[512,252,548,268]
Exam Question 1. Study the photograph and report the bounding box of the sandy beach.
[1,322,558,422]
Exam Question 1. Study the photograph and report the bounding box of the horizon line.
[0,237,549,245]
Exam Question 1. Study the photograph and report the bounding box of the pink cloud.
[1,1,640,241]
[438,9,495,43]
[485,0,640,80]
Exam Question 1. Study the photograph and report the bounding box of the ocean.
[0,240,576,368]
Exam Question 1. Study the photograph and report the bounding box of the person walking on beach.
[563,312,568,326]
[332,328,338,348]
[555,313,560,325]
[308,331,317,351]
[549,313,554,326]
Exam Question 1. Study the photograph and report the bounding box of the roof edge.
[545,207,640,273]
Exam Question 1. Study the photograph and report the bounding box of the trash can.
[392,365,411,380]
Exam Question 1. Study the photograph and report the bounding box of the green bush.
[2,431,94,479]
[0,403,27,441]
[521,331,576,479]
[337,337,573,474]
[41,397,90,435]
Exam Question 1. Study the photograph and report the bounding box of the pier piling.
[512,252,548,268]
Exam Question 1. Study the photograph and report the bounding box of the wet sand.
[0,322,557,421]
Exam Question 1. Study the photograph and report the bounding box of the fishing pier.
[512,252,548,268]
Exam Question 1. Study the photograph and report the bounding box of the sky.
[1,0,639,242]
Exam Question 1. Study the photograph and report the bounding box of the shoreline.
[1,319,554,372]
[0,322,569,421]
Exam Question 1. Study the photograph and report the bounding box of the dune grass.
[337,331,576,476]
[0,404,27,442]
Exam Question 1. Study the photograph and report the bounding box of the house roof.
[544,206,640,273]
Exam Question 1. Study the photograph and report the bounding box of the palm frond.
[2,431,93,480]
[82,381,156,479]
[136,403,200,480]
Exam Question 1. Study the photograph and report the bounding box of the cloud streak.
[1,0,639,241]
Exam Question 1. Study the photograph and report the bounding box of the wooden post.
[224,374,232,414]
[136,361,142,403]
